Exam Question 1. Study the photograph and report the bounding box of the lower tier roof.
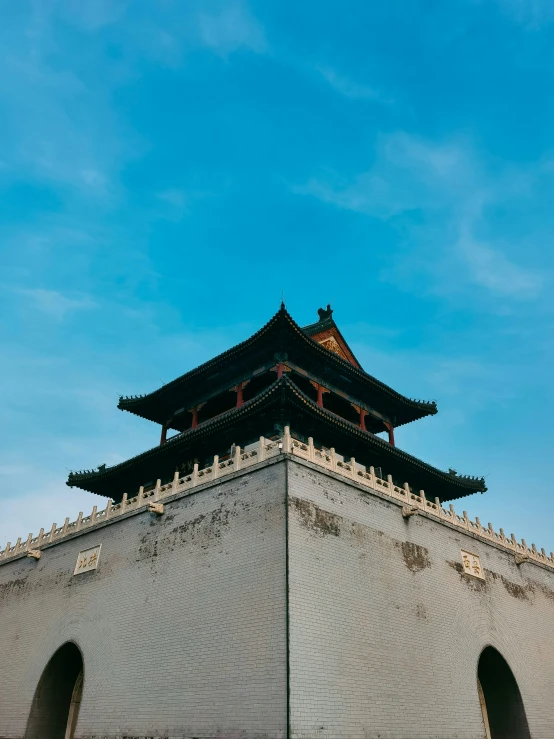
[68,377,486,503]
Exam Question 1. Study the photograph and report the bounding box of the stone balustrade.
[1,427,552,571]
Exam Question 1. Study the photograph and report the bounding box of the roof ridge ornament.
[317,304,333,321]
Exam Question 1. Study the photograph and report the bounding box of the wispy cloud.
[488,0,554,28]
[198,1,267,55]
[156,188,189,219]
[317,66,393,104]
[0,1,266,201]
[457,221,543,298]
[293,133,470,217]
[294,132,548,301]
[14,289,98,320]
[56,0,129,31]
[0,11,134,198]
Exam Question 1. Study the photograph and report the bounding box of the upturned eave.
[71,376,483,502]
[118,305,437,428]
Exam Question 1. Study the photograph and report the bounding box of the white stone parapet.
[1,427,552,570]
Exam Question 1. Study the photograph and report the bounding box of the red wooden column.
[188,402,206,430]
[351,405,369,431]
[271,363,291,379]
[310,381,330,408]
[230,380,250,408]
[384,422,395,446]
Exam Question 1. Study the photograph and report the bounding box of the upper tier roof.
[69,375,484,502]
[302,304,363,367]
[118,305,437,429]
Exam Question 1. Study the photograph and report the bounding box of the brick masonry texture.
[1,456,553,739]
[0,462,287,739]
[287,459,554,739]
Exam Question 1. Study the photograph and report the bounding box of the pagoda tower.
[67,305,485,503]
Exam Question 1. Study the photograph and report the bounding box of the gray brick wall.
[287,459,554,739]
[0,462,287,739]
[2,455,553,739]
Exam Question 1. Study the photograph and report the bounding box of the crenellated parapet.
[1,429,552,571]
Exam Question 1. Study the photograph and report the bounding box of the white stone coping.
[1,427,552,570]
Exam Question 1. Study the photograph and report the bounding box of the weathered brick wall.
[2,455,553,739]
[0,461,287,739]
[287,459,554,739]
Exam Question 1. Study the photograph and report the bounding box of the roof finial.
[317,304,333,321]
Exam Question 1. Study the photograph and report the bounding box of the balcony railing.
[1,428,552,571]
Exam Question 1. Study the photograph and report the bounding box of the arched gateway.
[477,646,531,739]
[25,642,84,739]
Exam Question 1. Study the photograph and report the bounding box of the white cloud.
[157,189,187,208]
[294,132,548,301]
[457,221,543,298]
[156,188,189,220]
[56,0,129,31]
[198,2,266,55]
[317,66,392,103]
[489,0,554,28]
[14,288,98,320]
[294,132,472,218]
[0,29,132,197]
[0,1,267,199]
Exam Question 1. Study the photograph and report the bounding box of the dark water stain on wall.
[447,560,487,592]
[399,541,430,573]
[290,498,340,536]
[536,582,554,602]
[486,570,536,601]
[501,575,533,602]
[502,577,533,600]
[137,496,263,564]
[0,576,29,602]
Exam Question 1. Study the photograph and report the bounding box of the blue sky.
[1,0,554,554]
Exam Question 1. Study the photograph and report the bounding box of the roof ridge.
[119,305,288,407]
[283,310,437,411]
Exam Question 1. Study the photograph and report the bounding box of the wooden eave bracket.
[402,506,419,519]
[27,549,41,560]
[148,502,164,516]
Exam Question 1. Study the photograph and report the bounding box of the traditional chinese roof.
[117,305,437,430]
[68,375,485,502]
[302,304,362,367]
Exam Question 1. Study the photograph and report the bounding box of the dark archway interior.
[25,642,84,739]
[478,646,531,739]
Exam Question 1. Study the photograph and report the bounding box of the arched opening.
[25,642,84,739]
[477,646,531,739]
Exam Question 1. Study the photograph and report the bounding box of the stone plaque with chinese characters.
[74,545,101,575]
[460,549,484,580]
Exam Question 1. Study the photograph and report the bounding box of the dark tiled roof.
[69,376,484,502]
[118,305,437,427]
